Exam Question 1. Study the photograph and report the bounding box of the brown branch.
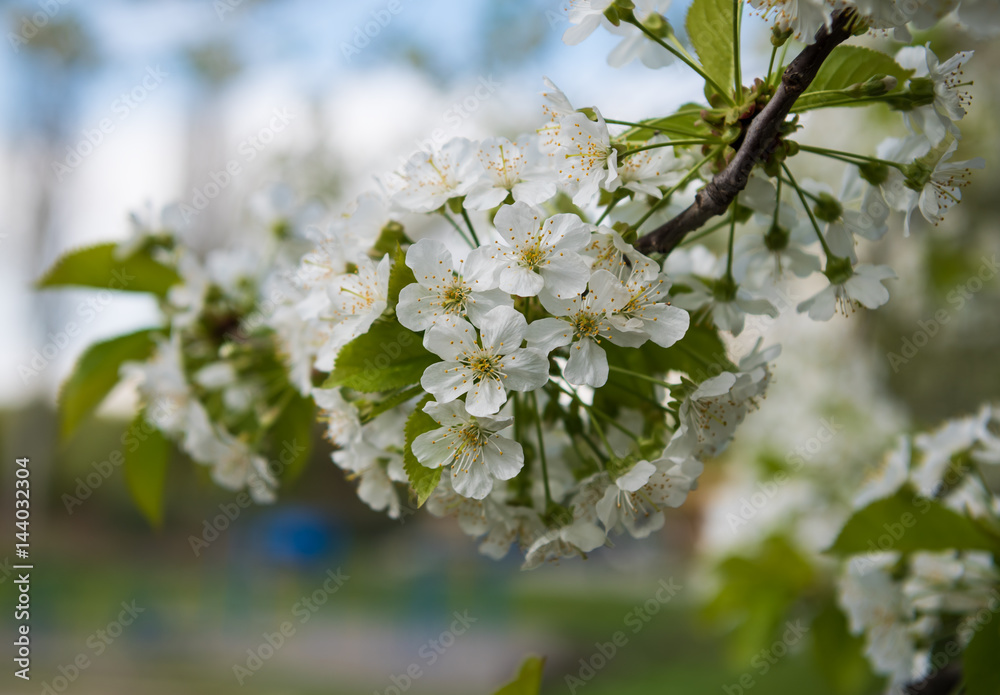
[634,11,857,256]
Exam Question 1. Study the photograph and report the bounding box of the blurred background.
[1,1,998,693]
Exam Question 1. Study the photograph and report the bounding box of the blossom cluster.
[839,405,1000,691]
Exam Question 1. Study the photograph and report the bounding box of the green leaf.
[686,0,734,99]
[59,329,159,438]
[492,656,546,695]
[124,412,170,528]
[387,244,416,312]
[403,396,442,507]
[964,617,1000,695]
[358,384,426,424]
[372,221,410,258]
[795,46,913,111]
[326,317,436,393]
[703,535,815,665]
[810,599,875,694]
[269,390,315,485]
[827,488,1000,555]
[621,104,711,142]
[37,243,181,297]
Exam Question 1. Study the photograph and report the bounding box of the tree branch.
[634,11,856,256]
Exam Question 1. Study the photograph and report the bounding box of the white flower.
[312,387,362,448]
[332,437,407,519]
[896,44,972,146]
[605,0,675,69]
[540,76,576,125]
[121,335,191,435]
[616,136,686,197]
[671,275,778,336]
[613,269,691,348]
[562,0,614,46]
[525,270,634,387]
[583,228,658,282]
[396,238,512,333]
[465,136,556,211]
[747,0,833,41]
[838,557,925,688]
[667,347,776,459]
[596,456,702,538]
[733,228,820,284]
[420,306,549,417]
[319,254,390,366]
[854,436,910,509]
[912,405,999,496]
[184,402,277,504]
[547,110,620,206]
[796,263,896,321]
[412,400,524,499]
[522,518,607,569]
[389,138,479,213]
[464,201,591,298]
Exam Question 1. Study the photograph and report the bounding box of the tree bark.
[634,11,856,256]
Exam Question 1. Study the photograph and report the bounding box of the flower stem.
[733,0,743,99]
[596,197,619,225]
[765,44,778,86]
[604,117,705,139]
[628,20,736,107]
[607,365,674,390]
[726,207,737,281]
[782,163,834,258]
[635,149,720,230]
[460,208,481,246]
[530,390,553,507]
[620,139,714,158]
[441,211,474,248]
[798,144,905,170]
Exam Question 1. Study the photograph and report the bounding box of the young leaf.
[686,0,735,100]
[403,396,442,506]
[826,488,1000,555]
[620,104,711,142]
[124,412,170,528]
[59,328,159,438]
[492,655,546,695]
[963,619,1000,695]
[37,243,181,297]
[326,318,436,393]
[386,244,416,312]
[810,599,876,695]
[794,46,913,111]
[269,390,315,485]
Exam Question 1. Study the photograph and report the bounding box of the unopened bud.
[771,26,793,47]
[858,162,889,186]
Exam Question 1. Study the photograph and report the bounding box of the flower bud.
[770,26,793,47]
[858,162,889,186]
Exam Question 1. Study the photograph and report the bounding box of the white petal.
[420,362,473,402]
[499,348,550,391]
[406,238,455,283]
[412,428,456,468]
[499,265,546,297]
[476,305,527,354]
[563,338,609,387]
[424,317,477,361]
[539,254,591,298]
[483,435,524,480]
[465,376,508,417]
[617,460,656,492]
[525,318,574,353]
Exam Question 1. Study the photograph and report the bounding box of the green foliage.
[358,384,426,424]
[402,396,441,506]
[963,618,1000,695]
[268,390,314,484]
[827,488,1000,555]
[620,104,711,142]
[810,599,876,694]
[386,245,417,312]
[326,317,436,393]
[37,243,181,297]
[491,655,546,695]
[372,221,409,258]
[59,329,159,438]
[123,412,170,528]
[686,0,735,100]
[794,46,913,111]
[703,535,815,664]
